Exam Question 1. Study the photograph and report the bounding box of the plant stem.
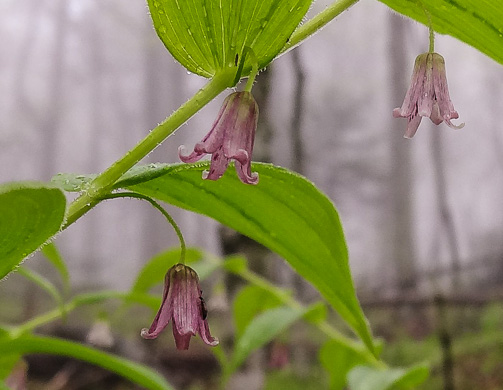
[62,69,236,229]
[11,291,159,337]
[100,192,186,264]
[244,48,259,92]
[280,0,360,55]
[233,266,383,368]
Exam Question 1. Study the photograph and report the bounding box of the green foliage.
[265,366,328,390]
[320,339,366,390]
[55,162,376,354]
[146,0,313,77]
[129,163,375,353]
[0,335,173,390]
[0,354,20,380]
[41,242,70,293]
[347,364,429,390]
[230,306,307,371]
[233,285,283,338]
[16,267,65,317]
[378,0,503,65]
[0,182,66,279]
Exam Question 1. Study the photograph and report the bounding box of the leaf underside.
[147,0,313,77]
[379,0,503,65]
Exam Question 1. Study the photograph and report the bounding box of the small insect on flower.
[199,295,208,320]
[141,264,218,350]
[393,52,464,138]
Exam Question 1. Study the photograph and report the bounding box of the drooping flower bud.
[393,52,464,138]
[179,91,259,184]
[141,264,218,350]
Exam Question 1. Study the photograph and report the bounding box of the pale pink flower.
[179,91,259,184]
[393,52,464,138]
[141,264,218,350]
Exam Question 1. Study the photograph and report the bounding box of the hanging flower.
[393,52,464,138]
[179,91,259,184]
[141,263,218,350]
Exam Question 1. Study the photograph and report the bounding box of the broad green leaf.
[131,248,202,294]
[0,335,173,390]
[147,0,313,77]
[55,163,375,354]
[233,285,282,338]
[379,0,503,65]
[0,182,66,279]
[320,339,365,390]
[347,364,429,390]
[127,163,375,354]
[41,242,70,293]
[231,306,305,371]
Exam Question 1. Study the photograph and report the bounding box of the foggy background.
[1,0,503,387]
[2,0,502,292]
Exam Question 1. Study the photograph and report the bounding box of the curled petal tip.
[140,328,156,339]
[207,337,219,347]
[392,108,403,118]
[445,119,465,129]
[178,145,203,163]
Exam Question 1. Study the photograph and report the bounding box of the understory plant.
[1,0,502,389]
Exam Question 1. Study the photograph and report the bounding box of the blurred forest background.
[1,0,503,389]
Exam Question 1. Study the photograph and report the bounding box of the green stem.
[17,267,65,314]
[280,0,360,55]
[62,69,236,229]
[417,0,434,52]
[234,266,383,368]
[244,48,259,92]
[11,291,159,336]
[100,192,186,264]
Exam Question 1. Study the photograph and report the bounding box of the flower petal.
[178,145,205,163]
[404,114,422,139]
[203,146,230,180]
[173,325,193,350]
[198,318,219,347]
[141,271,175,339]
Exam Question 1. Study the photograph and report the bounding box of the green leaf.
[347,364,429,390]
[131,248,202,294]
[379,0,503,65]
[0,182,66,279]
[41,242,70,293]
[55,163,375,354]
[233,285,282,338]
[146,0,313,77]
[231,306,305,371]
[0,335,173,390]
[125,162,375,354]
[320,339,366,390]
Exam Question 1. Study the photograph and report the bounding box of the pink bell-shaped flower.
[141,264,218,350]
[179,91,259,184]
[393,52,464,138]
